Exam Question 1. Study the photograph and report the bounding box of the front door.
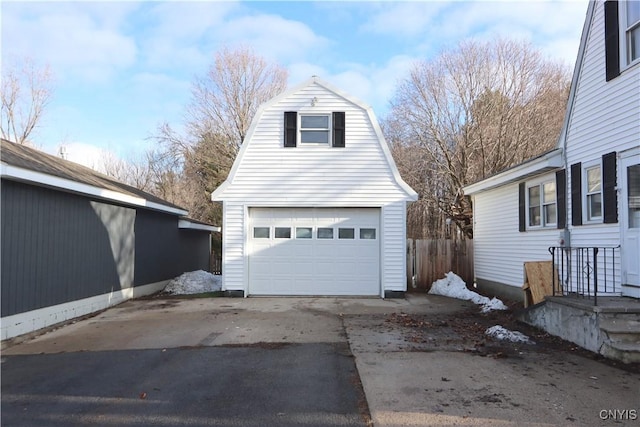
[621,153,640,296]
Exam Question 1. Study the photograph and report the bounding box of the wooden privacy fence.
[210,251,222,275]
[407,239,474,291]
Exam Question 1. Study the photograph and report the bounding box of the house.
[211,77,417,297]
[1,139,218,340]
[463,0,639,362]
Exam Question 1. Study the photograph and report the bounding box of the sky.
[2,0,590,168]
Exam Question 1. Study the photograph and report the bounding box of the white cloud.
[54,142,121,175]
[216,14,330,63]
[2,2,138,83]
[424,1,588,66]
[137,1,240,71]
[359,1,450,38]
[288,54,418,117]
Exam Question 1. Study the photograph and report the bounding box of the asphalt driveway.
[1,297,374,427]
[2,295,639,427]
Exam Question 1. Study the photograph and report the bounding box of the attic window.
[283,111,345,147]
[300,115,329,143]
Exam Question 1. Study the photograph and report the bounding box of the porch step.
[600,341,640,364]
[599,317,640,343]
[599,314,640,363]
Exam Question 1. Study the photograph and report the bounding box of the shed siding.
[473,179,559,288]
[134,209,211,286]
[1,181,127,316]
[1,180,210,317]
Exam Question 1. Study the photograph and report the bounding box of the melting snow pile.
[428,272,508,313]
[164,270,222,295]
[485,325,535,344]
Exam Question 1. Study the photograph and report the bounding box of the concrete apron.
[1,295,459,354]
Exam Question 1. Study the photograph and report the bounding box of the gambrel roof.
[212,76,417,201]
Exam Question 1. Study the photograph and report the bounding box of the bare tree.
[386,38,571,239]
[147,46,288,224]
[187,45,288,153]
[1,57,54,145]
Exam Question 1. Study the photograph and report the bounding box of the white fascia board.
[178,219,220,232]
[463,149,563,195]
[1,163,188,216]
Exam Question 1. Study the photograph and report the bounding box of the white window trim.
[299,113,331,145]
[620,0,640,70]
[525,176,557,230]
[583,160,603,224]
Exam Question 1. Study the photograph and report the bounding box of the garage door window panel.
[338,228,355,239]
[296,227,313,239]
[275,227,291,238]
[317,228,334,239]
[360,228,376,239]
[253,227,270,238]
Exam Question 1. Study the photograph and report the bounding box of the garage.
[248,207,380,295]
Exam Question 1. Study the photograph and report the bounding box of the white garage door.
[248,207,380,295]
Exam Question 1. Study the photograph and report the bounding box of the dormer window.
[283,111,345,148]
[300,115,330,144]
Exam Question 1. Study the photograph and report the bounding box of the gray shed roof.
[1,138,187,214]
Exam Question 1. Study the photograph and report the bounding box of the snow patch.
[164,270,222,295]
[485,325,535,344]
[428,272,508,313]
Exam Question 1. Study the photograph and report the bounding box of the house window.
[624,0,640,64]
[586,165,602,221]
[527,181,556,228]
[300,115,330,143]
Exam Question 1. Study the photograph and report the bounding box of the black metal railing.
[549,246,620,306]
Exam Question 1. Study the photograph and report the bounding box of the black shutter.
[602,151,618,223]
[605,0,620,81]
[571,162,583,226]
[284,112,297,147]
[519,182,526,232]
[332,112,345,147]
[556,169,567,229]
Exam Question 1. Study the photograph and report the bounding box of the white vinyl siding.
[214,79,416,295]
[217,85,407,205]
[473,181,559,289]
[564,1,638,259]
[221,203,245,292]
[382,202,408,292]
